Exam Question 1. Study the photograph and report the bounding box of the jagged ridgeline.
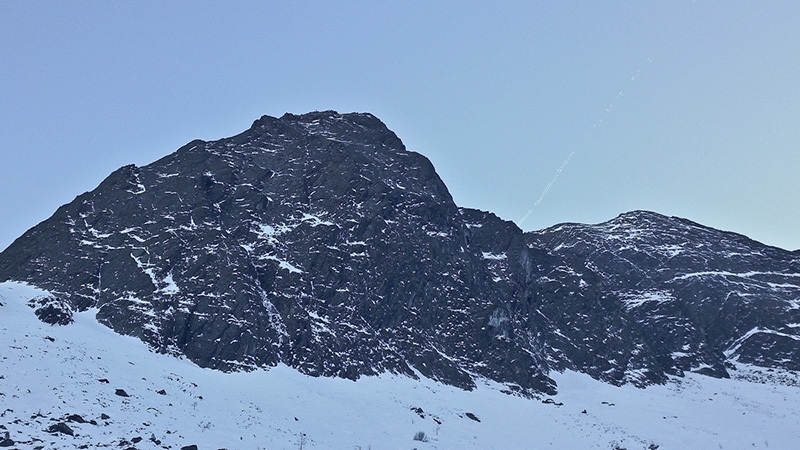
[1,111,799,395]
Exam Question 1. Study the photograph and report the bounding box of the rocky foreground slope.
[1,111,798,395]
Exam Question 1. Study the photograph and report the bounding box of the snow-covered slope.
[2,282,798,449]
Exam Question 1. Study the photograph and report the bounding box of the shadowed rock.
[1,111,797,394]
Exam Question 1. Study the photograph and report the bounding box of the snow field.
[2,281,799,449]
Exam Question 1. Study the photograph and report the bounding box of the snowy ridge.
[523,209,800,383]
[2,282,799,449]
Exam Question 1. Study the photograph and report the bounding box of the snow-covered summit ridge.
[538,210,795,254]
[521,209,800,385]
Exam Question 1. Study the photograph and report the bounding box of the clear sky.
[2,1,798,251]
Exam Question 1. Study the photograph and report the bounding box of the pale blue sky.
[2,1,798,250]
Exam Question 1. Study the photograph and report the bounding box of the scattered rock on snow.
[65,413,86,423]
[46,421,74,436]
[0,432,13,448]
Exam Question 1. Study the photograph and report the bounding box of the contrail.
[519,149,576,225]
[519,93,621,226]
[518,60,649,226]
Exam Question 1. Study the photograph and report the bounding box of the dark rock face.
[523,212,800,384]
[1,111,798,393]
[465,208,800,385]
[27,295,74,325]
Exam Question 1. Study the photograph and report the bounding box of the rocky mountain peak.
[1,111,798,395]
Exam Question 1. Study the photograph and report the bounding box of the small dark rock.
[131,436,142,443]
[65,413,86,423]
[100,413,111,420]
[180,445,199,450]
[0,438,15,447]
[44,336,55,342]
[156,389,167,395]
[98,378,110,384]
[115,389,130,397]
[465,412,480,422]
[46,422,74,436]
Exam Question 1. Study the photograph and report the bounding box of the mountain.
[1,110,799,398]
[523,211,800,384]
[3,281,799,449]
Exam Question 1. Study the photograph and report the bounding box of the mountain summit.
[1,111,798,395]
